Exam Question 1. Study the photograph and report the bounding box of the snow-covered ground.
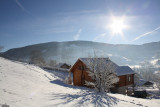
[0,57,160,107]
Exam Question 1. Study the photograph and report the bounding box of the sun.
[109,16,128,35]
[110,20,125,35]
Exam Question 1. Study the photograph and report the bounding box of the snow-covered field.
[0,57,160,107]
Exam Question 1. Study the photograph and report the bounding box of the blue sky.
[0,0,160,51]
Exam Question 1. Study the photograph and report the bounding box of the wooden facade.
[70,59,134,90]
[70,59,92,86]
[117,74,134,87]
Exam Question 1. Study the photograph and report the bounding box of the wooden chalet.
[69,58,135,95]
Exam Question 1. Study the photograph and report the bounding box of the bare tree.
[137,62,156,81]
[134,73,141,86]
[85,57,119,93]
[134,62,160,94]
[65,72,72,84]
[29,50,45,66]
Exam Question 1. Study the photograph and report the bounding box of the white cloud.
[132,26,160,41]
[15,0,31,15]
[74,29,82,40]
[93,33,106,41]
[129,65,141,69]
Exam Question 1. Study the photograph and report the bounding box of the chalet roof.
[79,58,135,76]
[137,79,147,86]
[115,66,135,76]
[79,58,118,69]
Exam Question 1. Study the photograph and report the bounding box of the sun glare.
[109,16,128,36]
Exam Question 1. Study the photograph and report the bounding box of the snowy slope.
[0,57,160,107]
[0,57,54,107]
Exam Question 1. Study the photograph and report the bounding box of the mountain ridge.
[2,41,160,66]
[5,40,160,51]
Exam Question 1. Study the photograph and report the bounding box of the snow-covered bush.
[134,73,141,86]
[85,58,119,93]
[64,72,72,84]
[65,76,72,84]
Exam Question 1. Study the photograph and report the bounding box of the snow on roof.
[79,58,135,76]
[137,79,147,86]
[56,63,65,67]
[80,58,118,69]
[115,66,135,76]
[56,63,70,68]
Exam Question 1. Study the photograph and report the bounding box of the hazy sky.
[0,0,160,51]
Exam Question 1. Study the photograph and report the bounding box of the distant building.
[136,79,147,86]
[143,81,154,87]
[56,63,71,69]
[136,79,154,87]
[70,58,135,95]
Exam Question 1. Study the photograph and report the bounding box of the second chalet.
[69,58,135,95]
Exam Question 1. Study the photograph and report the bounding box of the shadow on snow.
[50,90,118,107]
[49,79,119,107]
[47,69,119,106]
[50,80,80,89]
[45,69,71,80]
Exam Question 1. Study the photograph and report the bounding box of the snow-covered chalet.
[69,58,135,95]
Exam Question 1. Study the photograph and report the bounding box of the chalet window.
[127,75,131,82]
[78,66,86,70]
[78,66,81,70]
